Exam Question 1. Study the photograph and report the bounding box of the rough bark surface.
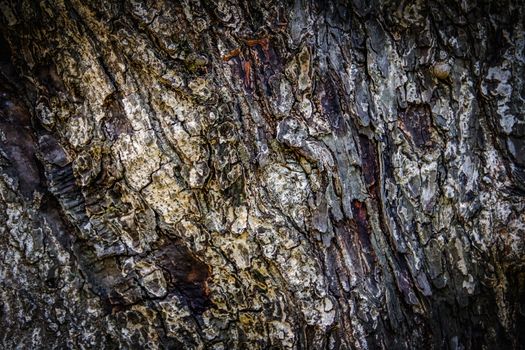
[0,0,524,349]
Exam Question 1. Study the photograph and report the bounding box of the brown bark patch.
[102,93,133,141]
[358,134,379,198]
[155,241,213,314]
[36,64,66,96]
[398,104,434,148]
[319,78,346,135]
[0,86,44,199]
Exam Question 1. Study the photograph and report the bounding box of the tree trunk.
[0,0,524,349]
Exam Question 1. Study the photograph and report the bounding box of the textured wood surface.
[0,0,523,348]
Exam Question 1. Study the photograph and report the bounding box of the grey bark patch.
[38,134,70,167]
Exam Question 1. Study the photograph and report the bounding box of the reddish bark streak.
[246,38,270,61]
[243,60,252,88]
[222,48,241,61]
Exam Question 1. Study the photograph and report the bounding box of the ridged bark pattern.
[0,0,523,349]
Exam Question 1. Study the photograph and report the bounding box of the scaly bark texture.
[0,0,524,349]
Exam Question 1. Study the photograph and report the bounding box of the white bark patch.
[141,163,199,224]
[483,64,515,134]
[115,132,162,191]
[122,94,154,131]
[263,162,309,227]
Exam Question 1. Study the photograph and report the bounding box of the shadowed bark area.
[0,0,524,349]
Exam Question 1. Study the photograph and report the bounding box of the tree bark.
[0,0,524,349]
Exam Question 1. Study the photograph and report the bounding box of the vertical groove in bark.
[0,0,523,349]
